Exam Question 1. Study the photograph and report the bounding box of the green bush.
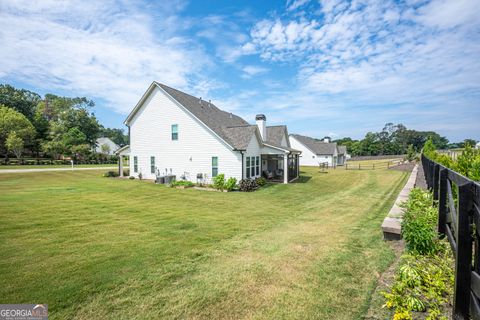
[129,176,135,180]
[423,140,480,182]
[213,174,226,190]
[383,245,454,319]
[255,177,266,186]
[225,177,237,191]
[171,180,194,188]
[103,171,119,177]
[401,188,439,255]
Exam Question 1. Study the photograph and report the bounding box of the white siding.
[128,87,242,182]
[289,136,319,166]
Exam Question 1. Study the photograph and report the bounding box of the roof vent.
[229,113,233,118]
[199,97,202,104]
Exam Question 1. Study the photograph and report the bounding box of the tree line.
[0,84,127,162]
[333,123,476,157]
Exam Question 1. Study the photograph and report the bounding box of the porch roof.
[115,145,130,156]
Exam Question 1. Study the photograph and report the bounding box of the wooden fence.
[422,154,480,320]
[344,160,401,170]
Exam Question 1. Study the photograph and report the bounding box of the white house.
[117,82,300,184]
[289,134,347,167]
[95,137,120,155]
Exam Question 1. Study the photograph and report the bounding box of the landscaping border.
[381,164,418,240]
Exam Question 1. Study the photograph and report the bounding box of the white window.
[246,157,251,178]
[133,156,138,173]
[212,157,218,177]
[171,124,178,140]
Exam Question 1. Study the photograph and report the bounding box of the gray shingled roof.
[337,145,347,155]
[266,126,287,147]
[157,82,256,150]
[290,134,337,155]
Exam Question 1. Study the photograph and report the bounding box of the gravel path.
[0,167,116,174]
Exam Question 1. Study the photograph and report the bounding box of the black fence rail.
[422,154,480,320]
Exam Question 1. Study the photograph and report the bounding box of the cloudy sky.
[1,0,479,141]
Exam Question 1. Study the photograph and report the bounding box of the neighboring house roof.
[125,82,298,152]
[290,134,338,155]
[337,145,347,155]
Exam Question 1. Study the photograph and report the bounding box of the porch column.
[296,154,299,178]
[283,153,288,184]
[119,156,124,177]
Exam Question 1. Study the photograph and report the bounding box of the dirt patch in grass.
[364,240,405,319]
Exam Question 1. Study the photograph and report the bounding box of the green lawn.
[0,164,120,170]
[0,166,408,319]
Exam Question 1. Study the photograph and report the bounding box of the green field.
[0,166,407,319]
[0,164,120,170]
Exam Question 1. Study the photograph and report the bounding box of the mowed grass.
[0,164,120,170]
[0,166,408,319]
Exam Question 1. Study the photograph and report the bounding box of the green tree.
[63,127,87,149]
[405,144,416,162]
[0,84,41,120]
[99,127,128,145]
[6,132,24,159]
[0,105,35,159]
[41,140,66,160]
[100,144,111,155]
[462,139,477,148]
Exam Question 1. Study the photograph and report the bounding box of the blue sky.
[1,0,479,142]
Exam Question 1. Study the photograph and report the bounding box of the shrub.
[255,177,266,186]
[129,176,135,180]
[225,177,237,191]
[138,172,143,180]
[405,144,416,162]
[213,174,226,190]
[103,171,119,177]
[171,180,194,188]
[401,188,439,255]
[383,245,454,319]
[238,178,258,192]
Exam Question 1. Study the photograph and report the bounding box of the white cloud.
[241,65,269,78]
[0,0,210,114]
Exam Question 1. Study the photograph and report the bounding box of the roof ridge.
[225,124,255,128]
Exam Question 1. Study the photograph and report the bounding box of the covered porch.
[115,145,130,177]
[261,152,300,184]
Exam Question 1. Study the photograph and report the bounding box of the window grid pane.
[150,156,155,174]
[171,124,178,140]
[134,156,138,173]
[212,157,218,177]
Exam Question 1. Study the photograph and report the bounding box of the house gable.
[127,86,242,180]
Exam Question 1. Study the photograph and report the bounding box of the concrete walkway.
[0,167,116,174]
[381,164,418,240]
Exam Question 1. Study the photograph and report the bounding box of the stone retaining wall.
[381,164,418,240]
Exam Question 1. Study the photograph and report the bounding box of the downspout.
[240,151,244,180]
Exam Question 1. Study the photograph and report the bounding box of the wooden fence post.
[433,164,440,200]
[438,168,447,236]
[453,183,473,320]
